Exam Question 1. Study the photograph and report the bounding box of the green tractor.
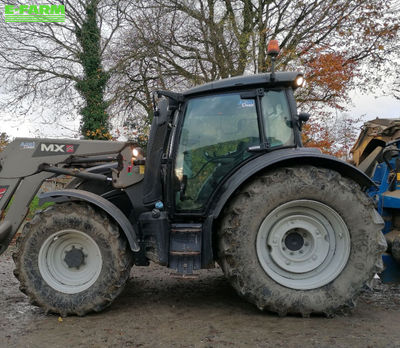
[0,44,385,317]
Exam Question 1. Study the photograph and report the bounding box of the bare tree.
[116,0,399,114]
[1,0,398,141]
[0,0,130,138]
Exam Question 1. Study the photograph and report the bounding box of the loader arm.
[0,138,144,255]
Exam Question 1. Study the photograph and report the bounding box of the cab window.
[174,93,259,210]
[261,90,294,147]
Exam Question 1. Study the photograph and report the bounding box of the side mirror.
[297,112,310,130]
[298,113,310,122]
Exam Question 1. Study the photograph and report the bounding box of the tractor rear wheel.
[13,202,133,316]
[218,166,386,317]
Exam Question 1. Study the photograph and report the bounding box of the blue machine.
[366,139,400,282]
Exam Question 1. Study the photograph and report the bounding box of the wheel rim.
[256,200,350,290]
[38,229,103,294]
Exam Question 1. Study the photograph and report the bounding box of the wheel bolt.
[285,260,291,265]
[312,255,317,260]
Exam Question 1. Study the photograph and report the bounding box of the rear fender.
[39,189,140,252]
[201,148,375,265]
[210,148,375,219]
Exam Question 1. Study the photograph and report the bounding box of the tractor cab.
[143,71,307,214]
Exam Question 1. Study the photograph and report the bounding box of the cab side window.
[261,90,294,147]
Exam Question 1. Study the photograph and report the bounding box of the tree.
[115,0,398,121]
[0,0,129,139]
[301,114,361,159]
[1,0,398,146]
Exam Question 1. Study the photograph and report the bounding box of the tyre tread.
[218,165,385,316]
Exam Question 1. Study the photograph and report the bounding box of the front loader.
[0,43,386,317]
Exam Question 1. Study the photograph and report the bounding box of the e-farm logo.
[4,3,65,22]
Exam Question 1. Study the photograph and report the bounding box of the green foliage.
[75,0,110,140]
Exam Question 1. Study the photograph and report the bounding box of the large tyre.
[218,166,386,317]
[13,202,133,316]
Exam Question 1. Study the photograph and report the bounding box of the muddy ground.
[1,246,400,348]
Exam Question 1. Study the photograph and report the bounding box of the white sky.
[348,92,400,121]
[1,111,81,139]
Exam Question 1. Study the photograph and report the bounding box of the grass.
[27,196,54,218]
[4,195,54,220]
[5,196,54,244]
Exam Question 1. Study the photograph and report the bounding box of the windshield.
[174,89,294,211]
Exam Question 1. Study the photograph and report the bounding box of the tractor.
[0,42,386,317]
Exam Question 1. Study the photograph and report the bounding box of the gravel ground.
[1,246,400,348]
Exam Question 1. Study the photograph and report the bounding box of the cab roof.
[183,71,303,97]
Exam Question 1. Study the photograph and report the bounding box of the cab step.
[169,223,202,275]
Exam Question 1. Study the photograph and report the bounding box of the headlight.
[294,75,306,87]
[132,148,140,157]
[295,75,306,87]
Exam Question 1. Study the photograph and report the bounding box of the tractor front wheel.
[13,202,133,316]
[218,166,386,316]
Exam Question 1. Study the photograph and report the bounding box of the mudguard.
[196,147,375,267]
[39,189,140,252]
[210,147,375,218]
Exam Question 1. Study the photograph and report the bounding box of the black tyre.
[13,202,133,316]
[218,166,386,317]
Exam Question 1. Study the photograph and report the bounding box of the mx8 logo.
[33,143,79,157]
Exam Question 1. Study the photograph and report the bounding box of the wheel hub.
[256,200,351,290]
[64,246,86,269]
[38,229,103,294]
[267,214,330,274]
[284,230,304,251]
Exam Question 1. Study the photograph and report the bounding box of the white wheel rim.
[38,229,103,294]
[256,200,350,290]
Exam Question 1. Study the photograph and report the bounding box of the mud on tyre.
[218,165,386,317]
[13,202,133,316]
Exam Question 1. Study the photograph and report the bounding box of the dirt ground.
[1,246,400,348]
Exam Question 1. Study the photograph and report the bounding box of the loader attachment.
[0,138,144,254]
